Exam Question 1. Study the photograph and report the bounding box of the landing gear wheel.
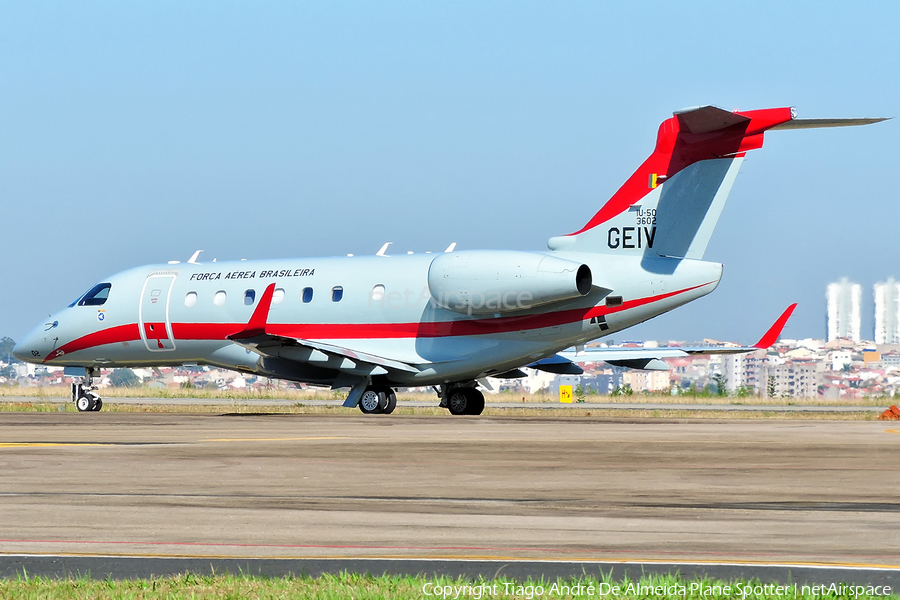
[379,387,397,414]
[72,370,103,412]
[448,388,472,415]
[76,395,92,412]
[358,388,384,414]
[448,388,485,415]
[466,389,485,416]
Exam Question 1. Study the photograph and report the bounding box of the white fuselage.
[16,250,721,387]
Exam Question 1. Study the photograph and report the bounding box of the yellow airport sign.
[559,384,573,403]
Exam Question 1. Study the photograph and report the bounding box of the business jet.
[12,106,884,414]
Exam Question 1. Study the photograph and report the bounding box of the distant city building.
[723,350,765,393]
[621,369,670,393]
[882,351,900,368]
[874,278,900,344]
[829,350,853,372]
[549,373,624,395]
[759,362,822,398]
[826,278,861,342]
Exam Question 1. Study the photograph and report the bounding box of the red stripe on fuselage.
[43,282,714,361]
[42,324,141,364]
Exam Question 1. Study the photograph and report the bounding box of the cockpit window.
[77,283,112,307]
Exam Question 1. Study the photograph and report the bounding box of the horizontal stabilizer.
[674,105,751,134]
[771,117,889,130]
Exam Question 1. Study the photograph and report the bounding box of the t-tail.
[548,106,887,257]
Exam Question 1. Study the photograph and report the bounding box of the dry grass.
[0,384,892,406]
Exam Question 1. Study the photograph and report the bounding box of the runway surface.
[0,412,898,580]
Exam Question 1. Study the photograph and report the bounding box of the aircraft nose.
[11,338,31,362]
[12,322,53,363]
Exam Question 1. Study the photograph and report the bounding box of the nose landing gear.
[72,368,103,412]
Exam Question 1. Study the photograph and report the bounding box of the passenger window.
[605,295,623,307]
[332,286,343,302]
[244,289,256,306]
[184,292,198,308]
[302,287,313,303]
[371,284,385,301]
[214,291,227,306]
[273,288,285,304]
[77,283,112,307]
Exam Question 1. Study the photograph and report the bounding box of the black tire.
[358,388,384,414]
[447,388,471,416]
[380,388,397,414]
[466,389,485,415]
[76,394,92,412]
[91,398,103,412]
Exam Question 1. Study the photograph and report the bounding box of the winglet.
[754,303,797,349]
[230,283,277,340]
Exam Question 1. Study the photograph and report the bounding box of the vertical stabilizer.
[548,106,794,257]
[550,107,886,257]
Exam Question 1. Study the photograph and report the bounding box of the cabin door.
[139,274,177,352]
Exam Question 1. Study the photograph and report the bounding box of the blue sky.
[1,1,897,343]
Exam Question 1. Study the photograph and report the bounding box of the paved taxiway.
[0,413,897,574]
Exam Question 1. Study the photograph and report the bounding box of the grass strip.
[0,400,883,420]
[0,571,896,600]
[0,386,893,407]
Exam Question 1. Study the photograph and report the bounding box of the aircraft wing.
[559,347,759,371]
[235,332,421,375]
[548,303,797,372]
[226,283,420,377]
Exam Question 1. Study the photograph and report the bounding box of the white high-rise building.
[826,278,861,342]
[874,278,900,344]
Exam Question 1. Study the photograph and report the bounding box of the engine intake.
[427,250,592,315]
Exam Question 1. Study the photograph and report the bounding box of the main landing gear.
[354,383,485,416]
[357,385,397,415]
[72,367,103,412]
[440,385,485,416]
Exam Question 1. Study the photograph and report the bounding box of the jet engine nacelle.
[427,250,592,315]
